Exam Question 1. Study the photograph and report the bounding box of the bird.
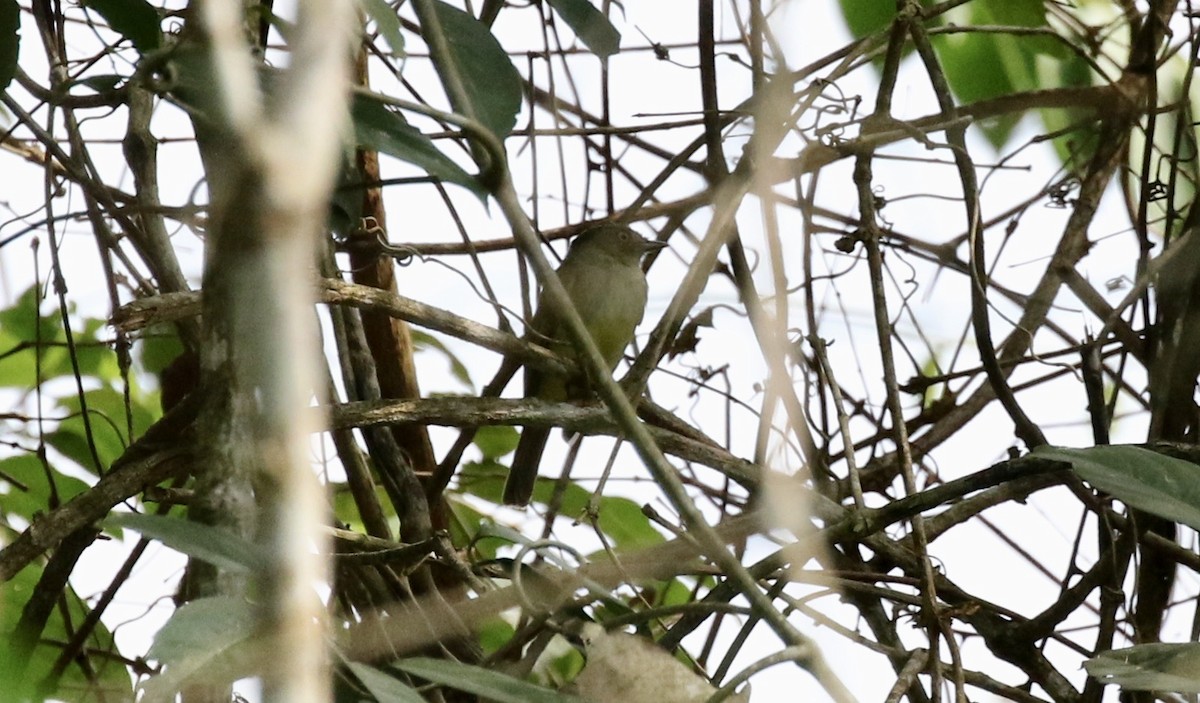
[502,224,665,506]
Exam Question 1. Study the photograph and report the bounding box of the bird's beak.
[641,239,668,253]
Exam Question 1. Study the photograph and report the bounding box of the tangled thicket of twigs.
[2,1,1200,701]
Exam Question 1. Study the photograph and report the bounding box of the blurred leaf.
[473,519,532,547]
[474,425,519,460]
[0,563,132,701]
[39,318,120,384]
[1033,445,1200,530]
[457,459,508,504]
[445,496,496,557]
[0,286,67,389]
[141,596,257,699]
[333,481,397,532]
[106,513,267,573]
[0,454,92,522]
[930,0,1054,147]
[655,578,696,608]
[47,387,156,473]
[361,0,405,57]
[411,330,473,387]
[0,285,53,341]
[394,656,588,702]
[1086,643,1200,693]
[0,0,18,94]
[546,0,620,58]
[461,454,662,548]
[932,31,1021,147]
[346,662,426,703]
[837,0,896,39]
[544,641,585,685]
[352,92,485,197]
[138,327,185,376]
[417,0,522,141]
[476,617,517,656]
[594,496,663,550]
[81,0,162,53]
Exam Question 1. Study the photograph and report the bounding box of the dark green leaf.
[1033,445,1200,531]
[931,30,1020,147]
[361,0,405,57]
[929,0,1055,147]
[418,0,522,141]
[352,93,485,197]
[546,0,620,58]
[837,0,895,39]
[138,327,185,376]
[106,513,267,572]
[1086,642,1200,693]
[82,0,162,53]
[0,0,18,94]
[394,656,588,702]
[346,662,426,703]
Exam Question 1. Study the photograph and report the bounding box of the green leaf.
[418,0,522,141]
[141,596,257,699]
[594,496,663,550]
[546,0,620,59]
[0,0,18,95]
[0,563,133,701]
[457,459,508,503]
[476,617,517,656]
[352,93,485,197]
[930,0,1054,147]
[473,425,519,460]
[394,656,588,702]
[138,327,185,376]
[411,330,473,387]
[0,455,92,522]
[361,0,405,57]
[932,31,1020,147]
[1086,643,1200,693]
[345,662,426,703]
[445,496,495,557]
[106,513,268,573]
[837,0,895,39]
[81,0,162,53]
[39,318,121,384]
[47,386,156,473]
[1032,445,1200,530]
[0,286,66,389]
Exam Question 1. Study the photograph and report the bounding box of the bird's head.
[569,224,666,264]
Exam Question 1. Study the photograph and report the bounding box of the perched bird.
[503,224,665,506]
